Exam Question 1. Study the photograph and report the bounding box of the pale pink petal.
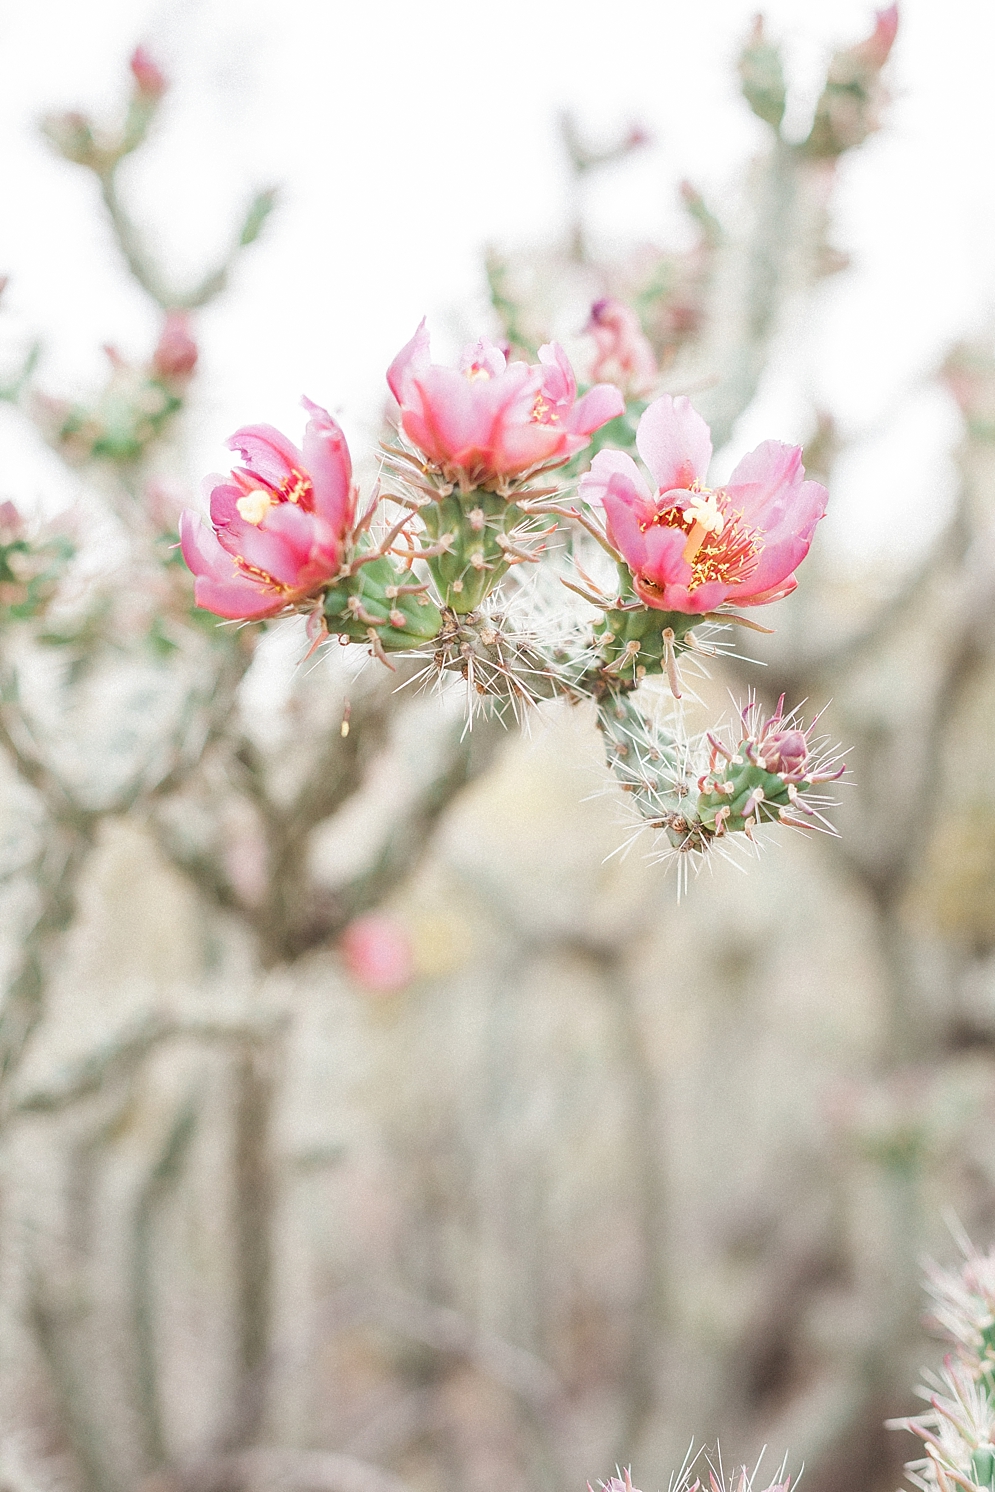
[568,382,625,435]
[458,338,507,378]
[580,448,653,515]
[386,319,431,406]
[725,440,800,514]
[301,397,354,535]
[537,342,577,408]
[226,423,304,489]
[636,394,712,492]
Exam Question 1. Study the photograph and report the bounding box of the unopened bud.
[129,45,167,101]
[738,14,787,131]
[151,312,198,382]
[41,110,100,168]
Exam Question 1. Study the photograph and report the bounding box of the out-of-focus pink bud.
[852,5,899,69]
[152,313,198,382]
[41,110,100,167]
[130,46,167,100]
[586,298,658,400]
[0,500,24,542]
[341,914,414,993]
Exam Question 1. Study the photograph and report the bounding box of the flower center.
[648,483,761,591]
[234,467,314,525]
[465,363,492,382]
[530,393,559,426]
[236,488,274,525]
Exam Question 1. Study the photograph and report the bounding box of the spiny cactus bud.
[739,15,787,131]
[696,695,844,838]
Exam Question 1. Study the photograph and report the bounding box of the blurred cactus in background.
[4,14,995,1492]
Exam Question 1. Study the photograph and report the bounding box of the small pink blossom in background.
[341,914,414,993]
[581,394,827,614]
[180,399,355,620]
[387,320,624,487]
[586,298,658,399]
[152,313,198,382]
[0,501,24,542]
[129,46,167,100]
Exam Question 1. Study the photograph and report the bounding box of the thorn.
[703,610,775,634]
[340,700,351,737]
[663,626,682,698]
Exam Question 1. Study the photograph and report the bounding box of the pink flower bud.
[761,727,808,775]
[0,501,24,543]
[586,298,658,399]
[852,5,899,70]
[152,313,198,382]
[130,46,167,100]
[341,915,414,993]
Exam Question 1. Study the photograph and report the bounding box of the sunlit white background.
[1,0,993,563]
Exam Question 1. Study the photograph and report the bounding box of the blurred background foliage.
[2,13,995,1492]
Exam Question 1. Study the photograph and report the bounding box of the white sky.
[1,0,993,562]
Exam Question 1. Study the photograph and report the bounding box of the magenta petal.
[653,576,730,614]
[193,573,284,619]
[180,508,229,581]
[301,398,354,534]
[227,423,304,489]
[635,523,692,589]
[223,505,313,587]
[568,382,626,435]
[636,395,712,493]
[725,441,813,525]
[180,511,281,619]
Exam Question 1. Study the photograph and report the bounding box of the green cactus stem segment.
[322,554,443,652]
[972,1446,995,1491]
[595,686,710,851]
[418,489,549,614]
[696,754,798,835]
[594,602,701,681]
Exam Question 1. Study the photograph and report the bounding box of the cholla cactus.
[893,1240,995,1492]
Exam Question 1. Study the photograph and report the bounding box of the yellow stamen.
[236,489,274,525]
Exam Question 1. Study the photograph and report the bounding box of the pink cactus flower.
[180,399,355,620]
[586,298,658,399]
[152,313,198,382]
[386,320,624,487]
[341,914,414,993]
[580,394,827,613]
